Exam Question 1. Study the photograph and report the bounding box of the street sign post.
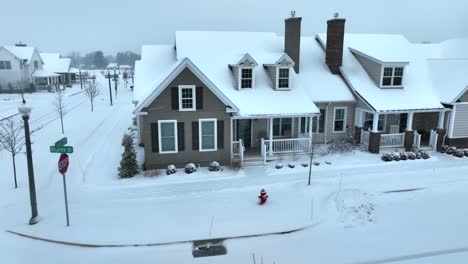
[50,146,73,154]
[58,153,70,227]
[55,137,68,148]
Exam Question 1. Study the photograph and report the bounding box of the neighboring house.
[119,64,132,72]
[106,63,118,70]
[133,13,355,169]
[315,18,468,151]
[40,53,72,87]
[0,43,56,92]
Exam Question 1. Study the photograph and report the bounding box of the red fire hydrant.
[258,189,269,205]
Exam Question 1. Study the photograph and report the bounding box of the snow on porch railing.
[232,140,245,165]
[264,138,310,154]
[380,133,405,148]
[361,130,370,146]
[413,131,421,149]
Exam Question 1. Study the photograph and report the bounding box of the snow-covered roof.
[3,45,36,62]
[429,58,468,103]
[40,53,71,73]
[135,31,355,117]
[32,69,60,77]
[317,33,445,112]
[107,63,118,69]
[120,65,132,69]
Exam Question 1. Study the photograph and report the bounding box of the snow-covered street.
[1,73,468,263]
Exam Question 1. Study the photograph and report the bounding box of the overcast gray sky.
[2,0,467,55]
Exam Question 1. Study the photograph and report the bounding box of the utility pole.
[107,72,113,106]
[79,68,83,89]
[113,67,118,99]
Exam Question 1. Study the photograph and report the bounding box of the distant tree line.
[67,50,141,69]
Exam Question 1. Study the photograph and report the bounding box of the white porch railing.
[232,140,245,166]
[380,133,405,148]
[429,129,438,150]
[361,130,370,146]
[413,131,421,149]
[263,138,311,155]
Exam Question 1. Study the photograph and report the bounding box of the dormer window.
[382,66,404,87]
[240,68,253,88]
[178,85,196,111]
[277,67,290,89]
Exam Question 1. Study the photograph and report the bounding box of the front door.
[236,120,252,148]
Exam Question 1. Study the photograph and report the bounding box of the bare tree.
[0,118,26,188]
[53,90,66,133]
[83,81,101,112]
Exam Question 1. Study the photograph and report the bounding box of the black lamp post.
[18,100,39,225]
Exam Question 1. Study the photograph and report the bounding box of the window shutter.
[192,121,199,150]
[151,123,159,153]
[171,87,179,110]
[196,87,203,109]
[177,122,185,151]
[217,120,224,149]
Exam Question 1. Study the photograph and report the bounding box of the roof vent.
[291,10,296,18]
[334,12,339,18]
[15,42,27,47]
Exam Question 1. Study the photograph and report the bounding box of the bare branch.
[83,81,101,112]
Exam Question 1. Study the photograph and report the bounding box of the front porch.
[32,71,60,91]
[355,109,447,153]
[230,115,316,165]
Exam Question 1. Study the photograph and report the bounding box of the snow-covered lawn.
[1,73,468,263]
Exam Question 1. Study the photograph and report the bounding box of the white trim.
[380,65,405,88]
[199,118,217,152]
[178,85,196,111]
[332,107,347,133]
[238,67,254,89]
[276,66,291,90]
[134,58,239,114]
[449,105,456,138]
[158,120,178,154]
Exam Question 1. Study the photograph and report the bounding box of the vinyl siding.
[353,52,382,86]
[265,66,277,89]
[314,102,356,143]
[0,49,22,89]
[230,66,240,90]
[142,67,231,169]
[459,90,468,102]
[452,104,468,138]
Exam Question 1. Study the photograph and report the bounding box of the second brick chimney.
[285,11,302,73]
[325,13,346,74]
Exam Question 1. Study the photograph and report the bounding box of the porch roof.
[32,70,60,77]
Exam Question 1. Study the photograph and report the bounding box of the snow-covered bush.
[420,151,430,159]
[325,161,332,165]
[415,151,422,159]
[392,153,401,161]
[208,161,221,171]
[328,136,362,153]
[440,145,449,153]
[400,152,408,161]
[454,149,464,158]
[313,161,321,166]
[288,163,295,168]
[301,162,309,167]
[446,146,457,155]
[166,164,177,175]
[275,163,283,169]
[184,163,197,174]
[381,153,393,162]
[464,149,468,157]
[121,133,134,149]
[118,138,139,179]
[408,152,417,160]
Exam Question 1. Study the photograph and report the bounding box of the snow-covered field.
[1,73,468,263]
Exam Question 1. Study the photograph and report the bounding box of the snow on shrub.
[184,163,197,174]
[313,161,321,166]
[381,153,393,162]
[166,164,177,175]
[464,149,468,157]
[408,152,417,160]
[439,145,449,153]
[288,163,295,168]
[276,163,283,169]
[454,149,464,158]
[301,162,309,167]
[325,161,332,165]
[392,153,401,161]
[400,152,408,161]
[208,161,221,171]
[420,151,430,160]
[328,136,363,153]
[415,151,422,159]
[446,146,457,155]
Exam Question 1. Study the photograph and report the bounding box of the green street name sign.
[55,137,68,148]
[50,146,74,154]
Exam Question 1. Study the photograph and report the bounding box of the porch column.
[269,117,273,156]
[437,111,445,129]
[372,113,380,132]
[308,116,313,144]
[406,112,414,131]
[230,118,233,158]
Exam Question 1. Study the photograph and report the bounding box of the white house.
[40,53,72,87]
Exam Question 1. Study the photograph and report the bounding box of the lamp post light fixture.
[18,99,39,225]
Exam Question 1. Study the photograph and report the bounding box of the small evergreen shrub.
[185,163,197,174]
[464,149,468,157]
[275,163,283,169]
[440,145,449,153]
[288,163,295,168]
[166,164,177,175]
[208,161,221,171]
[313,161,321,166]
[382,153,392,162]
[408,152,417,160]
[420,151,430,159]
[118,145,139,179]
[392,153,401,161]
[454,149,464,158]
[301,162,309,167]
[415,151,422,159]
[400,152,408,161]
[446,146,456,155]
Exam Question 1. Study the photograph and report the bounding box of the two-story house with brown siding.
[133,12,357,169]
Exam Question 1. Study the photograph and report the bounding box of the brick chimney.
[285,10,302,73]
[325,13,345,74]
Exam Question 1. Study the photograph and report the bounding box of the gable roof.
[429,58,468,103]
[317,33,445,112]
[40,53,71,73]
[134,57,239,114]
[3,45,38,63]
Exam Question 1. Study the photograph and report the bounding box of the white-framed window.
[381,66,404,87]
[363,112,385,131]
[178,85,196,111]
[333,107,347,133]
[239,67,253,89]
[0,61,11,70]
[276,67,290,89]
[34,61,39,69]
[199,118,217,152]
[273,118,292,137]
[158,120,178,153]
